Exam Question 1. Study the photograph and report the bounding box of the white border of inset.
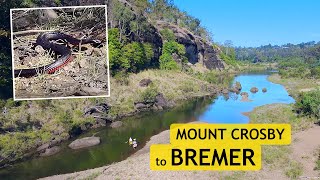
[10,5,110,101]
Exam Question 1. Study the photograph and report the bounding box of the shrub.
[5,98,20,108]
[285,161,303,179]
[35,100,52,109]
[122,42,154,73]
[0,99,6,109]
[159,41,186,70]
[203,71,219,84]
[219,50,237,66]
[159,53,179,70]
[139,84,159,103]
[108,28,128,73]
[109,29,154,74]
[295,90,320,118]
[160,28,176,42]
[162,41,185,56]
[310,66,320,78]
[143,43,154,62]
[114,71,130,85]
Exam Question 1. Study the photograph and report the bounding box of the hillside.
[0,0,229,168]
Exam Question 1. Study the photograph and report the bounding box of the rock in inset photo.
[11,5,109,100]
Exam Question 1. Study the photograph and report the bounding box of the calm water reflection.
[199,74,295,123]
[0,97,213,180]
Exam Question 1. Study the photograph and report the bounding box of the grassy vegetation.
[278,60,320,79]
[285,161,303,179]
[249,104,315,132]
[0,68,233,166]
[108,69,231,116]
[223,172,246,180]
[268,74,320,98]
[295,89,320,119]
[0,99,96,163]
[248,103,316,178]
[315,148,320,171]
[222,61,276,74]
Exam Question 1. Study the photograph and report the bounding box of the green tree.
[159,53,178,70]
[108,28,129,74]
[160,28,176,42]
[122,42,154,73]
[295,90,320,119]
[159,41,186,70]
[112,0,134,42]
[0,0,29,98]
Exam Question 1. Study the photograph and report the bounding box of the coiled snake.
[14,32,101,78]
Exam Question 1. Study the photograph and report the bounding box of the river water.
[200,73,295,123]
[0,73,295,180]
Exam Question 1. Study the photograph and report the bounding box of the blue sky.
[174,0,320,47]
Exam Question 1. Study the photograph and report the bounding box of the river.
[0,72,294,180]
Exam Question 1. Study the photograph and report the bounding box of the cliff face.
[21,0,224,70]
[156,21,225,70]
[57,0,225,70]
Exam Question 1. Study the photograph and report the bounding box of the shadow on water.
[0,96,214,180]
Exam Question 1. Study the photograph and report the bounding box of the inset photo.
[10,5,109,100]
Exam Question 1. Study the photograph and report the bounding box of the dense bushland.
[295,90,320,119]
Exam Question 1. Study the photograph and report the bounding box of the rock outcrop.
[39,146,61,157]
[240,92,250,102]
[110,121,123,128]
[262,88,267,93]
[20,1,224,71]
[84,103,111,127]
[36,143,50,152]
[250,87,259,93]
[222,89,229,94]
[139,79,152,87]
[68,137,101,150]
[156,21,225,70]
[229,81,242,94]
[155,93,169,108]
[134,93,169,111]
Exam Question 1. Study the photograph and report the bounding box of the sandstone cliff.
[12,0,225,70]
[57,0,225,70]
[156,21,225,70]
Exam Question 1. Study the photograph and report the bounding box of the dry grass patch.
[249,104,314,132]
[108,69,218,116]
[268,74,320,97]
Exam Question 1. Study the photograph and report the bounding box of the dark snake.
[14,32,101,78]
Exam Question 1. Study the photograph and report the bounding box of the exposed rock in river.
[262,88,267,93]
[155,93,169,108]
[134,93,169,111]
[250,87,259,93]
[229,81,242,94]
[240,92,251,102]
[68,137,101,150]
[110,121,123,128]
[36,143,50,152]
[222,89,229,94]
[40,146,61,157]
